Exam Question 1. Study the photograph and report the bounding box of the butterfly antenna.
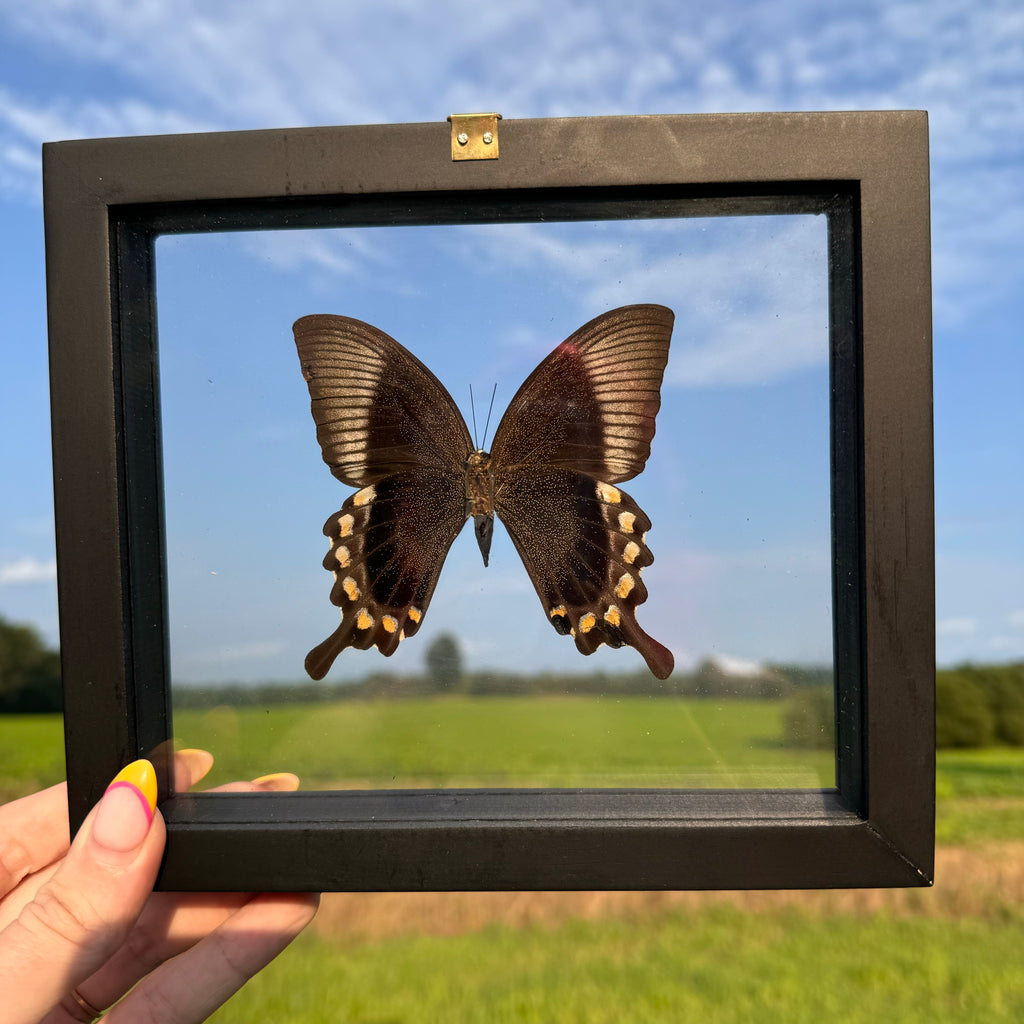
[482,383,498,450]
[470,383,479,449]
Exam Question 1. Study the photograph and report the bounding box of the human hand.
[0,750,320,1022]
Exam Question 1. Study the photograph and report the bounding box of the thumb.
[0,760,165,1024]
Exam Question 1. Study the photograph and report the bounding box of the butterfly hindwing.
[494,468,674,679]
[303,469,468,679]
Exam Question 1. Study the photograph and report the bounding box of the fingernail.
[93,759,158,852]
[252,772,300,791]
[177,748,215,785]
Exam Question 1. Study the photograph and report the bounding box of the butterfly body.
[295,304,675,680]
[464,448,495,566]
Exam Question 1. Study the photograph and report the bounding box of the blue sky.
[1,0,1021,683]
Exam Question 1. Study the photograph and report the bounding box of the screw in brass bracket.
[446,113,502,161]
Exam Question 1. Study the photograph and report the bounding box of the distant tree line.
[171,637,827,708]
[782,662,1024,750]
[935,663,1024,747]
[4,617,1023,752]
[0,615,62,712]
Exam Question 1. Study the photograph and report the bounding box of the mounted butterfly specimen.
[294,303,675,680]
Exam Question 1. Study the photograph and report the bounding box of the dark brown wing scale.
[294,304,675,679]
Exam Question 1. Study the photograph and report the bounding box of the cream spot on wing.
[339,514,355,537]
[549,605,567,619]
[342,576,360,601]
[353,485,376,507]
[356,609,374,630]
[334,545,351,568]
[615,573,635,599]
[623,541,640,564]
[641,531,647,545]
[618,511,636,534]
[408,607,422,623]
[604,605,621,627]
[382,615,398,633]
[579,612,597,633]
[597,482,621,504]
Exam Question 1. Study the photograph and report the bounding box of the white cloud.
[1,0,1020,320]
[0,557,57,585]
[936,616,978,636]
[989,635,1024,655]
[176,639,287,672]
[1008,609,1024,630]
[449,218,827,388]
[713,654,765,676]
[0,85,215,197]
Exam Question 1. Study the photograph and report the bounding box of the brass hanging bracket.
[447,112,502,161]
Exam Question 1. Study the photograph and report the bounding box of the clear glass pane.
[157,213,835,790]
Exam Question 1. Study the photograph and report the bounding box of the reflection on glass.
[157,214,835,790]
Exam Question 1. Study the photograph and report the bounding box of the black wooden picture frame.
[43,111,934,891]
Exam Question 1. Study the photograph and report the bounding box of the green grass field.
[171,694,835,789]
[3,697,1023,1023]
[211,909,1024,1024]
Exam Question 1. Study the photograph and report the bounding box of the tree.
[0,615,62,713]
[424,633,463,691]
[935,670,995,748]
[782,686,835,749]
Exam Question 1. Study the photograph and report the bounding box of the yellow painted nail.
[252,772,300,791]
[177,748,215,785]
[107,759,158,822]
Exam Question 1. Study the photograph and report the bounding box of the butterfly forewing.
[294,314,472,485]
[489,304,673,483]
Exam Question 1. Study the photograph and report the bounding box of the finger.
[0,760,162,1024]
[0,749,213,926]
[106,892,320,1024]
[55,768,301,1011]
[204,772,301,794]
[0,859,60,933]
[0,783,69,897]
[174,749,215,791]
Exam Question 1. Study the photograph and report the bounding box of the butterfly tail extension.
[612,618,675,681]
